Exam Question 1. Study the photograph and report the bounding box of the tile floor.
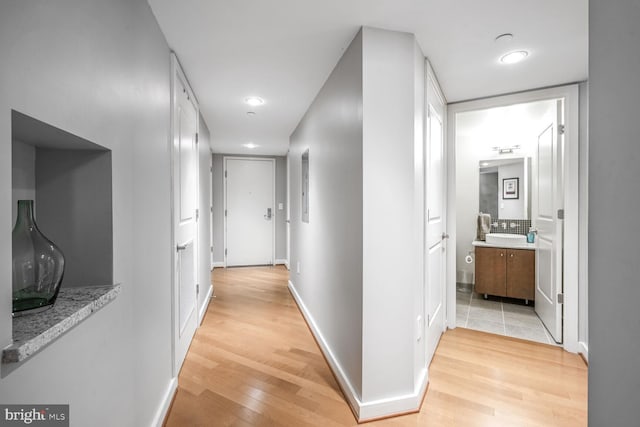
[456,285,557,345]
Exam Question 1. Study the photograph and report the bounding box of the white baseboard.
[359,368,428,421]
[152,377,177,427]
[275,259,287,266]
[578,341,589,362]
[288,280,428,421]
[288,280,362,419]
[198,284,213,325]
[212,261,225,268]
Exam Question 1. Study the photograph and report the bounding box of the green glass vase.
[12,200,65,316]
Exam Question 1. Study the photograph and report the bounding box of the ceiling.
[147,0,587,155]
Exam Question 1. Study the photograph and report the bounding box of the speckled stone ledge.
[2,284,121,364]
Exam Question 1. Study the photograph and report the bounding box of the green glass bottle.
[12,200,65,316]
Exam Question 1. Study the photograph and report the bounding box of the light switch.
[278,203,284,210]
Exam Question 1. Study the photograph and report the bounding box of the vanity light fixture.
[492,145,521,154]
[500,50,529,64]
[243,142,259,149]
[244,96,265,107]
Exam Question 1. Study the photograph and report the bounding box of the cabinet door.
[475,247,506,296]
[506,249,535,300]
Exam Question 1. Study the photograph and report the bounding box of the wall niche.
[11,110,113,288]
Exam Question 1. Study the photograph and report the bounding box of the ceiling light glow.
[500,51,529,64]
[244,96,265,107]
[243,142,259,149]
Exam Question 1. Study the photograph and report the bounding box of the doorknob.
[441,232,450,240]
[176,244,187,252]
[264,208,272,220]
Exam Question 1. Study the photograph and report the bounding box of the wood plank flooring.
[164,266,587,426]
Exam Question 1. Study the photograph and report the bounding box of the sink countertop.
[473,240,536,250]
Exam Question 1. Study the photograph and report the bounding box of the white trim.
[198,284,213,325]
[170,53,200,376]
[578,341,589,362]
[446,84,582,354]
[151,377,178,427]
[288,280,428,421]
[223,156,276,267]
[212,261,225,268]
[359,368,428,421]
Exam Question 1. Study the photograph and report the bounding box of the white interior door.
[172,61,199,374]
[425,66,447,364]
[225,158,274,266]
[533,100,564,343]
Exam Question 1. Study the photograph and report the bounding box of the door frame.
[446,84,581,353]
[169,53,200,376]
[209,150,215,270]
[222,156,276,267]
[424,60,448,365]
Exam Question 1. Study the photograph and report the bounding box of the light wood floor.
[164,266,587,427]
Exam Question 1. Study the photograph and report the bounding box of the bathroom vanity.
[473,240,535,302]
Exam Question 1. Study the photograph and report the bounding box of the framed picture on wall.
[503,177,519,199]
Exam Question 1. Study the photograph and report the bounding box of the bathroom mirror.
[478,157,530,220]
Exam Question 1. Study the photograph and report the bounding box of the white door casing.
[171,54,199,375]
[224,157,275,267]
[446,84,581,353]
[533,100,564,343]
[210,151,214,270]
[425,62,447,364]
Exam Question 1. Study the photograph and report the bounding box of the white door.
[172,62,199,374]
[425,66,447,364]
[533,100,564,343]
[225,158,274,266]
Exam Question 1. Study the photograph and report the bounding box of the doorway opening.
[446,85,583,354]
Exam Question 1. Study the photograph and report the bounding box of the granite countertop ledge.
[2,284,121,364]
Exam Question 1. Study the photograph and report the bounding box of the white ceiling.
[147,0,587,155]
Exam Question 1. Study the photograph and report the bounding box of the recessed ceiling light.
[495,33,514,43]
[244,96,264,107]
[481,162,490,166]
[243,142,259,149]
[246,111,256,116]
[500,50,529,64]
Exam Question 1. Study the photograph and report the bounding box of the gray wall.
[290,29,364,398]
[589,1,640,425]
[36,148,113,287]
[0,1,175,425]
[360,26,423,402]
[211,154,287,264]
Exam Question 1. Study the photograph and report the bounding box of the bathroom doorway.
[445,85,585,354]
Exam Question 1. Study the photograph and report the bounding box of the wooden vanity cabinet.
[475,246,535,301]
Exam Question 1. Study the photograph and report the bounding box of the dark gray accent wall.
[589,1,640,425]
[479,172,498,220]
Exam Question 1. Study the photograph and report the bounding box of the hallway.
[164,266,587,426]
